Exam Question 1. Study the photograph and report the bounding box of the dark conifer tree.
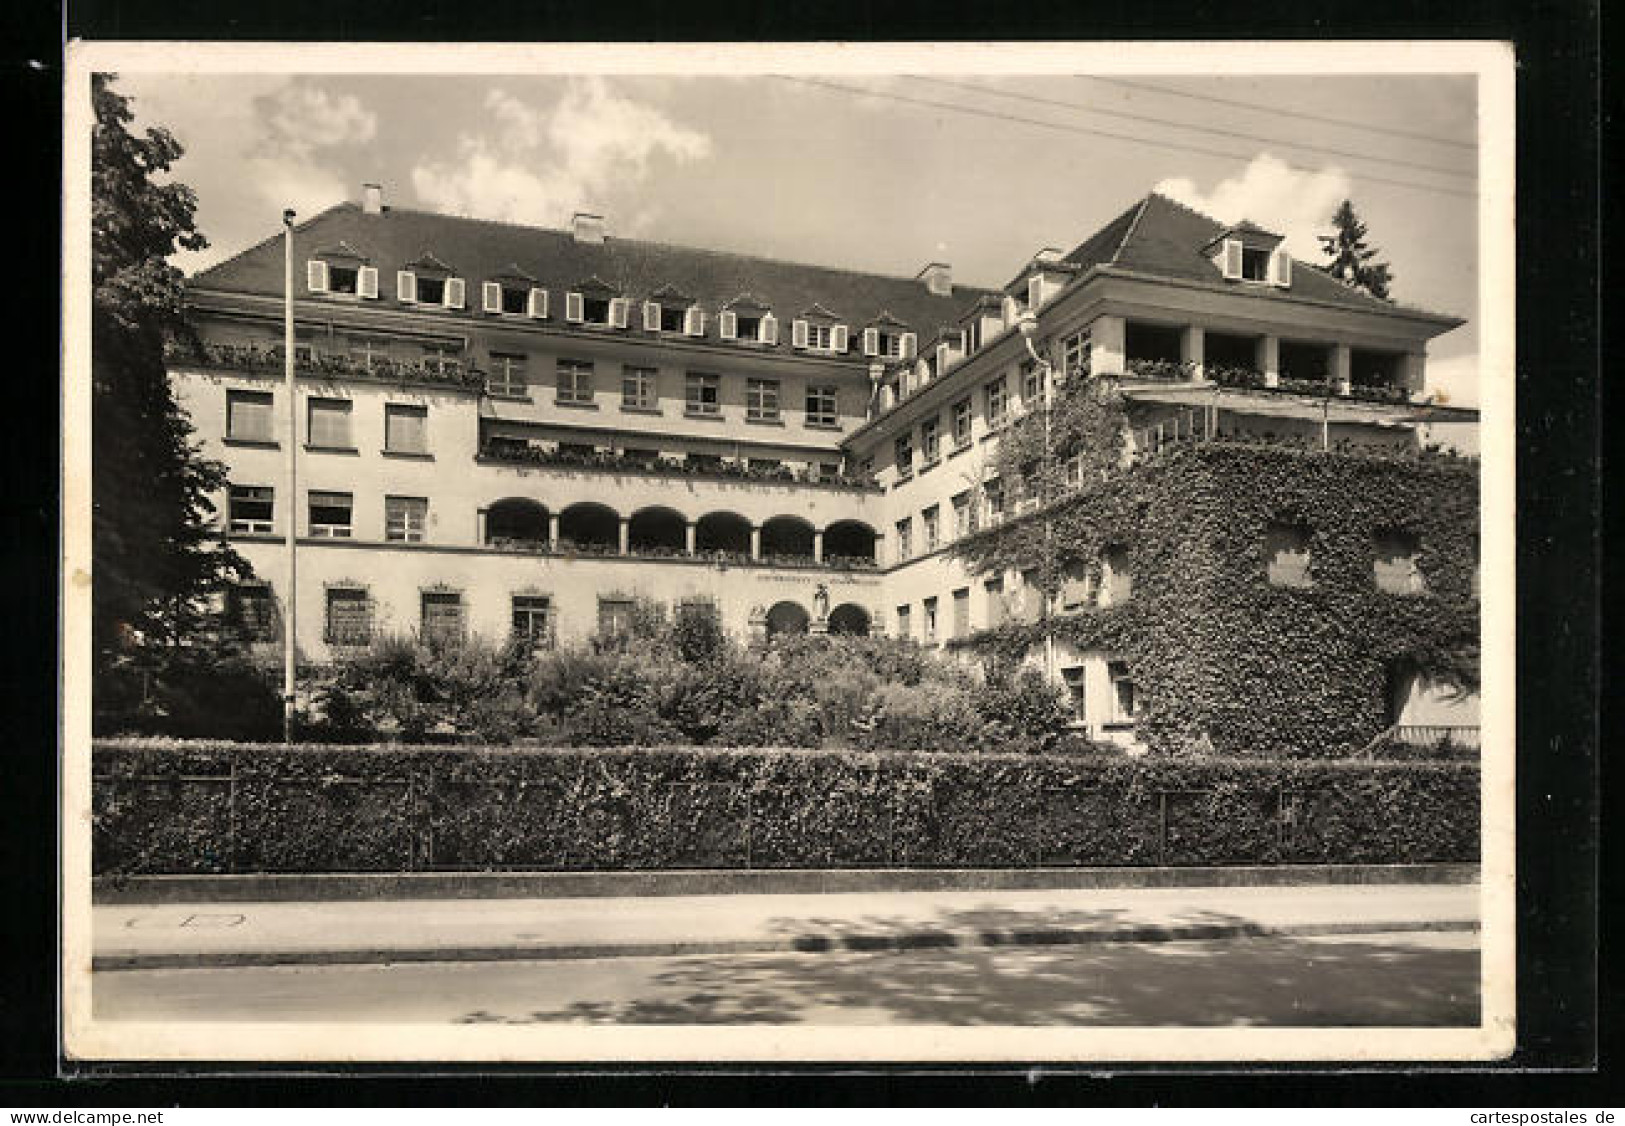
[1318,198,1394,299]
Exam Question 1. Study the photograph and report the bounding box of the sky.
[114,68,1481,403]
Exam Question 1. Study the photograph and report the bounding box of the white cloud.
[1155,154,1352,260]
[412,79,713,226]
[256,85,378,159]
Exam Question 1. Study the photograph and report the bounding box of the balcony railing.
[166,341,487,392]
[1123,358,1199,382]
[479,438,881,491]
[1208,364,1415,405]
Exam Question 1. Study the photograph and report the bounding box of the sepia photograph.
[60,40,1515,1063]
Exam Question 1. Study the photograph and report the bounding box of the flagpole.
[282,209,298,744]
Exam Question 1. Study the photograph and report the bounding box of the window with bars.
[386,496,427,543]
[512,594,554,650]
[384,404,428,455]
[746,378,781,422]
[487,353,528,398]
[985,377,1009,428]
[922,506,940,552]
[685,372,720,417]
[556,359,594,405]
[228,485,274,534]
[420,590,464,648]
[597,597,635,639]
[952,398,973,448]
[324,587,372,647]
[229,583,278,641]
[621,366,657,410]
[226,389,274,443]
[805,385,838,427]
[308,491,353,538]
[307,398,353,449]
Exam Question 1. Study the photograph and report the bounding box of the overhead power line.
[908,75,1475,181]
[774,76,1477,200]
[1087,76,1477,151]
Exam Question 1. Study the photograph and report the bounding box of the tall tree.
[92,74,245,673]
[1317,199,1394,299]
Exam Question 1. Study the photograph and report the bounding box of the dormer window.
[396,254,464,309]
[1242,247,1271,282]
[566,277,630,328]
[719,295,779,345]
[862,314,916,360]
[306,243,378,299]
[792,305,848,354]
[482,267,547,318]
[644,286,704,336]
[1209,223,1292,288]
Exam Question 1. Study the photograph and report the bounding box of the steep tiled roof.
[192,202,995,355]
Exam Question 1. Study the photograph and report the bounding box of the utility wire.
[775,76,1477,200]
[909,75,1475,181]
[1087,75,1477,151]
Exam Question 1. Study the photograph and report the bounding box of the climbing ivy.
[951,422,1479,758]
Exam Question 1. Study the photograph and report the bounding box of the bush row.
[92,739,1480,875]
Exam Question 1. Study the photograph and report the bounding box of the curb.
[92,917,1480,972]
[93,863,1481,905]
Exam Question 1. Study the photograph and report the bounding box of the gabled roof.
[192,201,991,355]
[404,250,454,272]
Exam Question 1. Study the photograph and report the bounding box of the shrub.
[857,680,987,752]
[975,664,1075,753]
[561,657,676,746]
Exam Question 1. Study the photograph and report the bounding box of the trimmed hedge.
[92,739,1480,875]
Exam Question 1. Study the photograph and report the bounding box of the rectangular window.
[895,604,912,640]
[1060,560,1092,610]
[307,398,353,450]
[226,389,274,442]
[952,398,973,448]
[308,490,353,538]
[923,596,939,644]
[416,276,447,305]
[1108,660,1139,723]
[806,322,833,350]
[1062,330,1092,378]
[582,295,612,325]
[984,576,1008,628]
[229,583,278,641]
[324,587,372,647]
[1242,246,1271,282]
[984,479,1006,524]
[512,594,554,650]
[228,485,274,534]
[1061,666,1086,722]
[597,597,635,639]
[805,385,838,427]
[384,404,428,454]
[556,359,593,405]
[487,353,528,398]
[746,378,781,421]
[985,377,1008,428]
[685,372,721,417]
[500,284,529,315]
[920,416,940,465]
[1100,545,1133,605]
[894,433,913,478]
[952,491,972,539]
[735,313,762,341]
[952,587,970,638]
[422,342,460,374]
[895,517,913,562]
[386,496,427,543]
[659,305,686,333]
[348,338,389,370]
[420,590,464,647]
[621,366,657,410]
[1022,360,1042,404]
[879,330,905,359]
[328,264,360,295]
[1264,523,1313,588]
[922,505,940,552]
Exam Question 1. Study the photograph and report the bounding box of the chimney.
[361,183,384,215]
[572,212,606,244]
[917,262,952,298]
[1034,247,1064,265]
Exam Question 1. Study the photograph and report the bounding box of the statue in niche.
[813,583,830,622]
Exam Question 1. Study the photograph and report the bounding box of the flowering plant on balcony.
[478,439,880,490]
[486,535,551,554]
[1122,357,1198,382]
[555,538,620,557]
[1208,364,1266,390]
[166,340,484,391]
[1275,374,1334,397]
[824,553,878,571]
[627,543,692,560]
[1346,382,1413,405]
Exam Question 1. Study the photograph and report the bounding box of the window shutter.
[528,287,548,319]
[684,305,705,336]
[482,282,502,313]
[832,324,849,353]
[358,266,379,299]
[307,260,329,293]
[862,327,879,356]
[760,313,778,345]
[643,301,660,331]
[1270,249,1292,287]
[792,319,809,349]
[719,310,738,340]
[1221,239,1243,280]
[901,332,917,359]
[565,292,584,323]
[1001,295,1019,325]
[937,342,951,374]
[1027,275,1043,309]
[397,271,417,303]
[610,297,630,329]
[444,277,465,309]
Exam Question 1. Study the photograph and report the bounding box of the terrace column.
[1331,343,1353,397]
[1089,315,1126,377]
[1180,325,1205,381]
[750,524,762,561]
[1402,353,1427,398]
[684,520,697,554]
[1258,336,1280,388]
[813,528,825,563]
[547,512,561,551]
[476,507,488,546]
[618,516,630,555]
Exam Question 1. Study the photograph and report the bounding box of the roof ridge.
[1109,195,1156,265]
[190,201,359,283]
[376,202,998,296]
[1145,190,1228,230]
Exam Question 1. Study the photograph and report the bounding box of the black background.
[7,0,1604,1104]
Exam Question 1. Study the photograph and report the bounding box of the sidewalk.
[92,881,1480,971]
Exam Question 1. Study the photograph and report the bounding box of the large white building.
[171,185,1477,744]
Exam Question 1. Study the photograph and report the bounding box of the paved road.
[94,929,1479,1026]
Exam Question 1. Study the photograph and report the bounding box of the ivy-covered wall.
[952,440,1479,757]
